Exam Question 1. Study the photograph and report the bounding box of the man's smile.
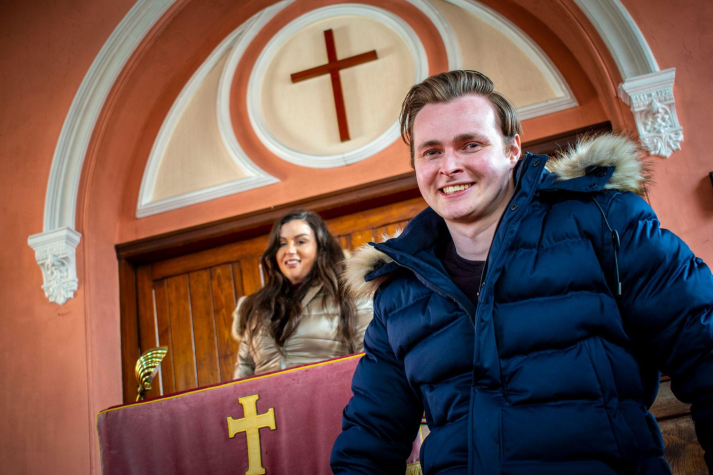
[439,183,473,195]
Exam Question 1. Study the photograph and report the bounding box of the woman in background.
[231,209,373,378]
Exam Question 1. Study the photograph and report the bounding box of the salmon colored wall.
[1,0,711,474]
[621,0,713,257]
[0,1,136,474]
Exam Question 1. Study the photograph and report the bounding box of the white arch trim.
[136,4,286,218]
[245,4,429,168]
[573,0,682,157]
[30,0,673,304]
[28,0,177,304]
[407,0,462,71]
[450,0,577,119]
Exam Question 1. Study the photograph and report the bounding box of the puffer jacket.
[231,283,373,378]
[331,135,713,474]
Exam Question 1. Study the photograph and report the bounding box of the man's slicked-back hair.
[400,70,523,167]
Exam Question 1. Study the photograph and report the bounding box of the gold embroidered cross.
[227,394,277,475]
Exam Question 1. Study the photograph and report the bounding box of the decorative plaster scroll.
[31,0,177,303]
[137,10,281,218]
[245,4,428,169]
[618,68,682,158]
[27,228,82,305]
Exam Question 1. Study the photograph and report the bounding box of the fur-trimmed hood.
[342,134,650,299]
[545,133,650,195]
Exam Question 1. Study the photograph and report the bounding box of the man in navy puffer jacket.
[330,70,713,474]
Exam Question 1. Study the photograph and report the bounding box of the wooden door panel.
[231,261,244,300]
[119,260,141,403]
[136,265,160,400]
[210,264,239,382]
[350,229,374,248]
[337,235,351,250]
[151,235,268,281]
[165,275,197,392]
[188,270,221,387]
[326,198,425,236]
[153,279,176,396]
[239,256,263,296]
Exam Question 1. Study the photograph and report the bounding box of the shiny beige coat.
[231,284,373,379]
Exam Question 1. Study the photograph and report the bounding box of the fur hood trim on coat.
[343,134,650,298]
[546,133,651,195]
[343,241,395,300]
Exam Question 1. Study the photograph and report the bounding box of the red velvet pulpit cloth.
[97,354,422,474]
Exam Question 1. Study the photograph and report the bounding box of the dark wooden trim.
[119,259,141,403]
[116,173,421,264]
[116,122,612,265]
[523,121,612,156]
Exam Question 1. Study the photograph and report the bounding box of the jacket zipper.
[476,164,528,301]
[381,252,475,326]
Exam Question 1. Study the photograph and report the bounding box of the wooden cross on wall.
[290,29,378,142]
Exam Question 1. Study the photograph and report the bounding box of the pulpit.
[97,354,422,474]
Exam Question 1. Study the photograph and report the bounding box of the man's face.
[413,94,521,227]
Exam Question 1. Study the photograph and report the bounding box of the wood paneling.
[188,270,221,387]
[240,256,263,297]
[118,259,140,403]
[660,416,708,474]
[166,275,198,391]
[210,264,239,382]
[136,265,159,400]
[153,280,176,396]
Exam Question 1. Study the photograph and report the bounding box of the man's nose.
[440,148,463,175]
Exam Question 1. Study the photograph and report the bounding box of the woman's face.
[276,220,318,285]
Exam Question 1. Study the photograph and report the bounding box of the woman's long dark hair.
[237,210,358,352]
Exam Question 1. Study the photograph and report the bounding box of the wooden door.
[129,197,426,400]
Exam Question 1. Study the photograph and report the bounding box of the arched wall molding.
[29,0,673,304]
[448,0,577,120]
[407,0,462,71]
[245,4,429,169]
[573,0,682,157]
[136,5,284,218]
[28,0,178,304]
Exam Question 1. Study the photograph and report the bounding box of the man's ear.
[508,134,522,168]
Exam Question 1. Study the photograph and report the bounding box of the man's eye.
[465,142,480,150]
[423,149,439,158]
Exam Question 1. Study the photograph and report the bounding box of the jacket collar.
[343,133,649,299]
[301,283,322,308]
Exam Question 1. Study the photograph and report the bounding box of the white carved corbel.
[618,68,683,158]
[28,228,82,305]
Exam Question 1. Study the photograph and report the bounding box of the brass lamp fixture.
[135,346,168,402]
